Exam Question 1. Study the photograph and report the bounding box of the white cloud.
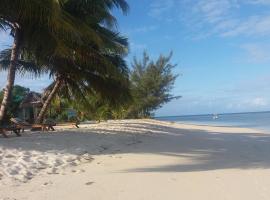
[190,0,270,38]
[226,97,269,110]
[221,15,270,37]
[157,73,270,116]
[249,97,268,106]
[208,1,270,38]
[240,43,270,63]
[148,0,175,19]
[147,0,270,39]
[192,0,235,24]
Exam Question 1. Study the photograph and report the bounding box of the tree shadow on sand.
[1,121,270,173]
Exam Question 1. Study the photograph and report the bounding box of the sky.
[1,0,270,116]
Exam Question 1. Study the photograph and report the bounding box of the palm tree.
[0,0,101,123]
[0,0,67,123]
[0,47,131,123]
[35,51,130,123]
[35,0,130,123]
[0,0,130,123]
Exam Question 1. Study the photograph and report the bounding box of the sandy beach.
[1,119,270,200]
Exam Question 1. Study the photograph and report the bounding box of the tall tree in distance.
[128,51,180,118]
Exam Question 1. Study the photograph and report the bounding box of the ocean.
[156,111,270,131]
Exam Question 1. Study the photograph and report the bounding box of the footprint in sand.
[23,152,32,156]
[54,159,64,167]
[43,181,53,186]
[47,168,59,175]
[80,154,93,163]
[22,156,31,162]
[9,169,19,176]
[66,157,77,162]
[5,154,16,158]
[69,161,79,167]
[85,181,94,185]
[37,160,48,166]
[24,171,33,180]
[6,161,16,167]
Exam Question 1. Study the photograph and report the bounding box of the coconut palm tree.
[0,0,106,123]
[0,0,130,123]
[35,0,130,123]
[0,47,130,123]
[35,50,130,123]
[0,0,74,123]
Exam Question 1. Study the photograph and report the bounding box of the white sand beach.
[1,119,270,200]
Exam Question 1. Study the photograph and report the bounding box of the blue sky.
[1,0,270,116]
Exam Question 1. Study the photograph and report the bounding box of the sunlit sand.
[1,119,270,200]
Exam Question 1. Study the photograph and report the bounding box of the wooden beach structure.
[19,92,43,123]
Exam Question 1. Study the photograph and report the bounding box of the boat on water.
[212,114,219,120]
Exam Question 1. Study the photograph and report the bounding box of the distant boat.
[213,114,219,120]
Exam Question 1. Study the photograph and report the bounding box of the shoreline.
[153,119,269,133]
[155,110,270,118]
[1,119,270,200]
[148,119,265,134]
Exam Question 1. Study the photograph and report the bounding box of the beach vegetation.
[0,85,30,122]
[0,1,179,123]
[0,0,130,124]
[41,51,179,121]
[127,51,180,118]
[0,0,81,124]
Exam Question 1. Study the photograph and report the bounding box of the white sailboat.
[213,114,219,120]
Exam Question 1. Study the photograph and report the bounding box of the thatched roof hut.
[20,92,43,108]
[19,92,43,122]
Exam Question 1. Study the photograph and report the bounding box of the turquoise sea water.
[156,111,270,132]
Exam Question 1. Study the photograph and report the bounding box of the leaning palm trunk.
[0,26,21,124]
[36,78,62,124]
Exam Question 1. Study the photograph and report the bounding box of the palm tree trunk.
[0,26,21,124]
[36,78,62,124]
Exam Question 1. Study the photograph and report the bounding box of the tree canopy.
[0,85,30,121]
[127,51,180,118]
[0,1,180,123]
[50,51,180,120]
[0,0,131,123]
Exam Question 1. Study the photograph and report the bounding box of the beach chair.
[75,122,80,128]
[57,121,80,128]
[10,118,56,132]
[0,127,8,138]
[0,126,21,138]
